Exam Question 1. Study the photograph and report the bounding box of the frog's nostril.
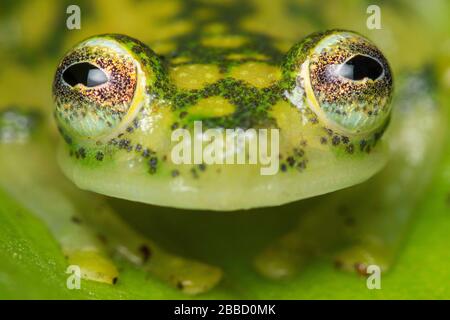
[62,62,108,87]
[338,54,383,81]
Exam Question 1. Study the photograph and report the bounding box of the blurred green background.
[0,0,449,299]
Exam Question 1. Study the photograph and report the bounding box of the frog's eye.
[62,62,109,87]
[337,54,383,81]
[53,35,156,142]
[287,30,393,135]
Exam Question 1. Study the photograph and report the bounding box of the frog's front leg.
[254,195,350,279]
[76,194,223,294]
[0,109,222,294]
[333,73,445,274]
[255,72,445,278]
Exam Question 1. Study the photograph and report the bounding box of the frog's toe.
[254,250,303,280]
[67,249,119,284]
[333,243,391,275]
[147,255,223,295]
[253,236,311,279]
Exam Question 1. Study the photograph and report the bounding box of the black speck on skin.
[148,156,158,174]
[97,233,107,244]
[138,244,152,263]
[119,139,130,149]
[142,148,151,158]
[360,139,367,151]
[294,148,304,157]
[346,144,354,154]
[296,159,307,171]
[95,151,104,161]
[191,168,199,179]
[179,111,188,119]
[78,147,86,158]
[341,136,349,144]
[71,216,82,224]
[149,157,158,167]
[286,156,295,167]
[332,135,341,146]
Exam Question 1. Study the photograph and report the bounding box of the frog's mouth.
[57,140,387,211]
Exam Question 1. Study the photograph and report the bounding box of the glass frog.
[0,2,445,296]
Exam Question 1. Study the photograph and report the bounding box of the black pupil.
[62,62,108,87]
[338,55,383,81]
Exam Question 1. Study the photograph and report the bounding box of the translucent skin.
[53,30,392,210]
[0,0,442,296]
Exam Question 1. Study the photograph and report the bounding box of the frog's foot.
[253,234,312,280]
[115,241,222,294]
[333,242,391,275]
[146,251,223,295]
[66,249,119,284]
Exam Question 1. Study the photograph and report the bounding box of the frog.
[0,0,445,296]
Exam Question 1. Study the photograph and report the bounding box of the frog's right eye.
[53,35,157,142]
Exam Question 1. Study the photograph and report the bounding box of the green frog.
[0,0,445,295]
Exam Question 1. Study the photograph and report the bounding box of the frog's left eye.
[62,62,109,87]
[53,35,158,142]
[286,30,393,135]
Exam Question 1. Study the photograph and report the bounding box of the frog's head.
[53,30,393,211]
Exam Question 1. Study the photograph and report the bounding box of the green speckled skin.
[52,28,393,210]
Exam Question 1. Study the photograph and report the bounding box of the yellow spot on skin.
[203,23,227,34]
[188,96,235,118]
[170,56,191,65]
[80,1,187,44]
[270,100,327,151]
[273,39,294,53]
[201,35,246,48]
[170,64,222,90]
[240,0,311,39]
[226,53,269,61]
[229,62,281,88]
[151,41,175,55]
